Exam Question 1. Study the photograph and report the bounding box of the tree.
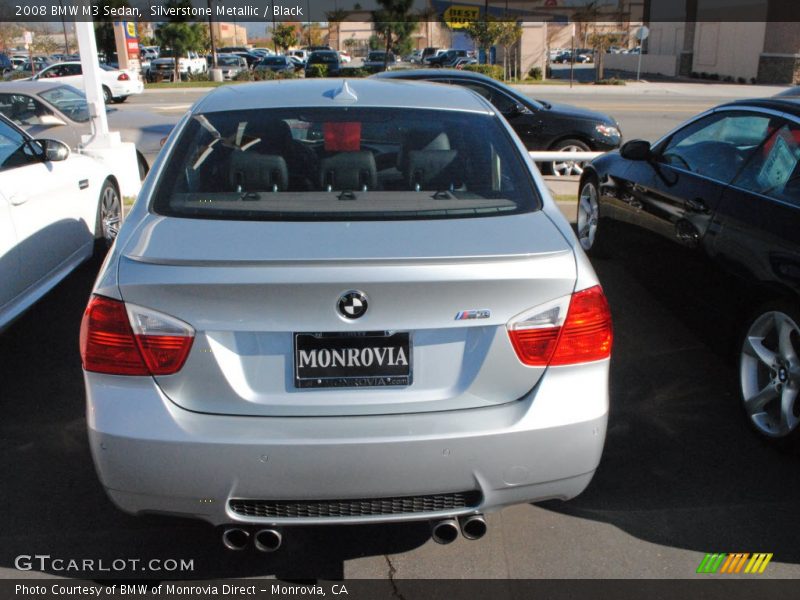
[156,0,205,81]
[495,20,522,80]
[326,8,348,51]
[587,32,623,80]
[371,0,417,69]
[463,17,502,65]
[303,23,326,47]
[93,0,130,61]
[0,23,22,52]
[272,23,298,52]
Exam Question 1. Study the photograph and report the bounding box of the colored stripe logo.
[697,553,773,574]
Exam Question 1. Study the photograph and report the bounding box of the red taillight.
[117,72,130,81]
[508,285,612,367]
[79,295,194,376]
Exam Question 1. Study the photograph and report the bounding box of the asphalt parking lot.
[1,215,798,580]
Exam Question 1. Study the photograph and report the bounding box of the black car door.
[709,117,800,298]
[628,110,774,247]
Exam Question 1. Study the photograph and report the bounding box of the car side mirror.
[39,114,67,127]
[37,138,70,162]
[620,139,651,161]
[504,103,529,117]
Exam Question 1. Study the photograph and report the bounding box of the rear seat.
[229,152,288,192]
[318,151,377,191]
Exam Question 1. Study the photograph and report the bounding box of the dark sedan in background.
[374,69,622,175]
[578,97,800,445]
[304,51,341,77]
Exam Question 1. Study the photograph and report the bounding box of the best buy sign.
[444,5,480,29]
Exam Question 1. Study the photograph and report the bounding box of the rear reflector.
[80,295,194,376]
[508,285,612,366]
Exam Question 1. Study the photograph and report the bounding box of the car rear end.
[81,80,610,544]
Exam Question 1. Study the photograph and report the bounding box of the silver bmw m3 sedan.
[80,79,612,550]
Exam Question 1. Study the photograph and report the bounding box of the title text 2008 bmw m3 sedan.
[80,79,612,549]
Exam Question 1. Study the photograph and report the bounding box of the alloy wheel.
[740,310,800,438]
[577,181,599,251]
[100,184,121,245]
[551,145,586,177]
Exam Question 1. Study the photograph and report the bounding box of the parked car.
[338,51,352,64]
[255,55,295,75]
[0,113,120,331]
[0,52,13,76]
[148,50,207,82]
[140,46,159,60]
[207,54,248,80]
[406,50,423,63]
[420,47,440,63]
[775,86,800,98]
[578,97,800,443]
[31,61,143,104]
[231,51,263,69]
[427,49,468,68]
[287,49,309,66]
[0,82,172,178]
[453,57,478,69]
[363,51,396,73]
[287,55,305,72]
[304,50,341,77]
[79,79,611,548]
[374,69,622,175]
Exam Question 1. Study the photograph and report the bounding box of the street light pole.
[207,0,217,67]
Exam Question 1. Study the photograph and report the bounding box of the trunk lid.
[117,213,576,416]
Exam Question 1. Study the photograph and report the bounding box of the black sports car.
[578,97,800,444]
[373,69,622,176]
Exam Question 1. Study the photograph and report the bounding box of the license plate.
[294,331,411,388]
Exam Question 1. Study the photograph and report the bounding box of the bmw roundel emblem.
[337,291,368,319]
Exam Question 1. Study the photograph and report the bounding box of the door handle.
[686,198,708,213]
[8,194,27,206]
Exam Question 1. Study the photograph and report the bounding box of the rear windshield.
[152,107,540,221]
[309,52,338,63]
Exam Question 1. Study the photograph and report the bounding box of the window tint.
[152,107,539,221]
[39,86,89,123]
[0,93,54,126]
[0,119,41,171]
[660,111,772,182]
[454,81,516,114]
[732,120,800,205]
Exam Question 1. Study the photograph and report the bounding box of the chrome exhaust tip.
[221,527,250,551]
[459,514,487,540]
[254,528,283,553]
[430,518,460,545]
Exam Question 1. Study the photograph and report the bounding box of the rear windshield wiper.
[338,190,358,201]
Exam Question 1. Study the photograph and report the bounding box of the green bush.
[187,71,211,82]
[251,69,298,81]
[462,64,504,80]
[233,70,252,82]
[528,66,543,81]
[594,78,626,86]
[337,67,369,78]
[305,64,329,78]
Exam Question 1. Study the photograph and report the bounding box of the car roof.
[721,97,800,118]
[374,68,496,83]
[0,80,73,94]
[194,78,494,114]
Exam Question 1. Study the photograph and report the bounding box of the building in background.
[212,22,248,47]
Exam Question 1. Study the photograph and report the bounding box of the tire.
[102,85,112,104]
[576,174,610,257]
[115,95,128,103]
[546,138,591,177]
[738,301,800,447]
[94,179,121,255]
[136,152,149,180]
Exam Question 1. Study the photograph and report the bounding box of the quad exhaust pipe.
[459,514,487,540]
[254,528,283,553]
[222,527,283,552]
[221,527,250,551]
[430,514,487,544]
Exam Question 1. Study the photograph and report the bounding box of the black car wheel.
[739,302,800,446]
[548,138,590,177]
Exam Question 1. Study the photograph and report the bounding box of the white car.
[338,50,352,63]
[31,61,143,104]
[0,114,121,331]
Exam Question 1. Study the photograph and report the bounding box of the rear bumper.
[86,360,608,526]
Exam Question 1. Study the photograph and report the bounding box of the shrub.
[233,70,252,82]
[528,66,543,81]
[252,69,298,81]
[462,64,504,80]
[305,64,329,78]
[337,67,369,78]
[187,71,211,82]
[689,71,699,79]
[737,76,746,84]
[594,77,626,86]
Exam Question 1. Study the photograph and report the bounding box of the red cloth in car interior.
[324,122,361,152]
